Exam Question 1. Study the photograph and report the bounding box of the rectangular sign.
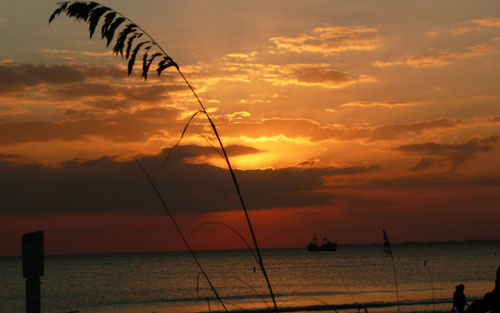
[22,231,44,278]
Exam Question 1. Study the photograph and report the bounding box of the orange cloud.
[0,63,126,95]
[44,48,115,58]
[0,59,15,64]
[372,60,404,68]
[450,26,483,35]
[270,26,380,55]
[216,117,477,143]
[406,44,493,67]
[340,100,419,108]
[223,51,258,61]
[426,19,498,37]
[203,60,376,89]
[0,104,26,116]
[471,17,500,28]
[265,64,376,88]
[0,107,185,146]
[224,111,251,121]
[0,62,190,121]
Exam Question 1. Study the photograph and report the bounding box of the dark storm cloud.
[394,135,499,170]
[165,144,263,160]
[47,82,186,110]
[0,63,186,110]
[342,174,500,189]
[83,85,186,110]
[236,164,380,210]
[364,118,464,141]
[0,63,125,95]
[409,157,440,171]
[0,107,183,145]
[291,67,353,84]
[0,153,24,161]
[51,84,185,102]
[0,146,378,214]
[51,83,118,98]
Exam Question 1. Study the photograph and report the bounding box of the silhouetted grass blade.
[105,17,125,47]
[424,259,436,313]
[188,221,259,264]
[141,51,149,79]
[101,12,116,39]
[135,159,228,312]
[87,6,109,38]
[153,110,201,180]
[157,56,178,75]
[383,229,392,257]
[195,132,225,159]
[66,2,98,22]
[128,41,148,75]
[113,23,137,56]
[382,229,400,313]
[49,2,278,311]
[125,34,138,59]
[143,53,162,80]
[48,2,68,24]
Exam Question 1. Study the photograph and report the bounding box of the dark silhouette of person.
[466,266,500,313]
[453,284,468,313]
[482,266,500,313]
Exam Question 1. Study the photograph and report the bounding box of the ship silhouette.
[307,233,337,251]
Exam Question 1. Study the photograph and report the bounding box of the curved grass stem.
[49,3,279,311]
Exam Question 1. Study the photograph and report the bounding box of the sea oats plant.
[424,258,436,313]
[382,229,400,313]
[188,221,259,264]
[49,2,278,312]
[189,222,271,308]
[336,270,368,313]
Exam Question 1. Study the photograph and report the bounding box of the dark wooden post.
[22,231,44,313]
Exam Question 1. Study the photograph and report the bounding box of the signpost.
[22,231,44,313]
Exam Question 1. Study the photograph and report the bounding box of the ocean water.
[1,242,499,313]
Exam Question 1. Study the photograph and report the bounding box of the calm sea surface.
[1,242,499,313]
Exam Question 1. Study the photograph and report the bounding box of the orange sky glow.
[0,0,499,256]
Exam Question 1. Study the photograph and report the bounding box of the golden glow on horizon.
[0,0,499,252]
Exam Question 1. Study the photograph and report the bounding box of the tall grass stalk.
[336,271,359,308]
[424,259,436,313]
[136,160,227,311]
[221,275,271,310]
[310,298,339,313]
[197,273,256,312]
[336,271,368,313]
[382,229,400,313]
[153,110,202,180]
[188,221,259,264]
[192,223,271,309]
[49,2,278,311]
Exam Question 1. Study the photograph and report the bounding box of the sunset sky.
[1,0,499,256]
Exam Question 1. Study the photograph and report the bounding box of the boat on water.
[307,233,337,251]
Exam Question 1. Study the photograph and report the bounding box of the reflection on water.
[1,242,499,313]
